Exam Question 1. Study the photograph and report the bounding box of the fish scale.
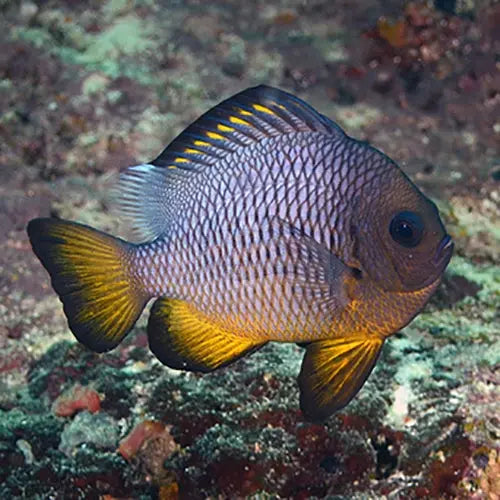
[131,133,386,341]
[27,85,453,420]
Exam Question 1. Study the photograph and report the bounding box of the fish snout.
[432,234,454,268]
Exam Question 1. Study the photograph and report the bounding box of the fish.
[27,85,454,421]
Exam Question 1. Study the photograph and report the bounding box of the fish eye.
[389,211,424,248]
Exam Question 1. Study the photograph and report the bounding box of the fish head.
[352,165,453,294]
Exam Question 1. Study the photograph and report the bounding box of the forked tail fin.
[27,218,149,352]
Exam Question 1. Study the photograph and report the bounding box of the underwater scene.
[0,0,499,498]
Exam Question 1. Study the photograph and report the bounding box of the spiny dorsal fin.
[151,85,344,171]
[113,164,188,241]
[114,86,345,241]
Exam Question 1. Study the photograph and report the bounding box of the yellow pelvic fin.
[27,218,148,352]
[147,298,266,372]
[298,337,384,421]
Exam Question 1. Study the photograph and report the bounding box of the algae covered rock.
[0,0,498,497]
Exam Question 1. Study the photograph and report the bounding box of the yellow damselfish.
[27,86,453,420]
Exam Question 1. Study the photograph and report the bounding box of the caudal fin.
[27,218,149,352]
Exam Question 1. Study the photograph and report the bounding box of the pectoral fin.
[298,337,384,421]
[238,218,353,315]
[148,298,266,372]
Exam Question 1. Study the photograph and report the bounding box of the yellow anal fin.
[147,298,266,372]
[27,218,148,352]
[298,337,384,421]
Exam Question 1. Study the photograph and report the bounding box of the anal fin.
[148,298,266,372]
[298,337,384,421]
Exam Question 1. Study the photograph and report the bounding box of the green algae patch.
[410,256,500,365]
[383,253,500,431]
[63,15,157,83]
[335,103,382,132]
[76,15,155,63]
[446,256,500,304]
[59,411,119,457]
[313,37,349,63]
[12,27,54,49]
[12,13,158,84]
[82,73,110,96]
[0,409,63,452]
[193,423,296,462]
[452,198,500,242]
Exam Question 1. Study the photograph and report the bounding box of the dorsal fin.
[151,85,344,170]
[114,86,344,241]
[113,163,188,241]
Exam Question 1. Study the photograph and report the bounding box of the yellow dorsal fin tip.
[252,103,275,115]
[206,131,225,140]
[229,116,251,126]
[217,124,235,133]
[237,108,253,116]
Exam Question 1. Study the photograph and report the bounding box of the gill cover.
[352,166,450,292]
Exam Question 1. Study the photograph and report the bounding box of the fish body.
[28,86,453,420]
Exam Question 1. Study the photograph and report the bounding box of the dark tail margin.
[27,218,149,352]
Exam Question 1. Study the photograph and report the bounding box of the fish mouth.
[432,234,454,268]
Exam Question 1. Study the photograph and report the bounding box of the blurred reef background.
[0,0,499,498]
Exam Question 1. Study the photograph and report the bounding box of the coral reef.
[0,0,498,498]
